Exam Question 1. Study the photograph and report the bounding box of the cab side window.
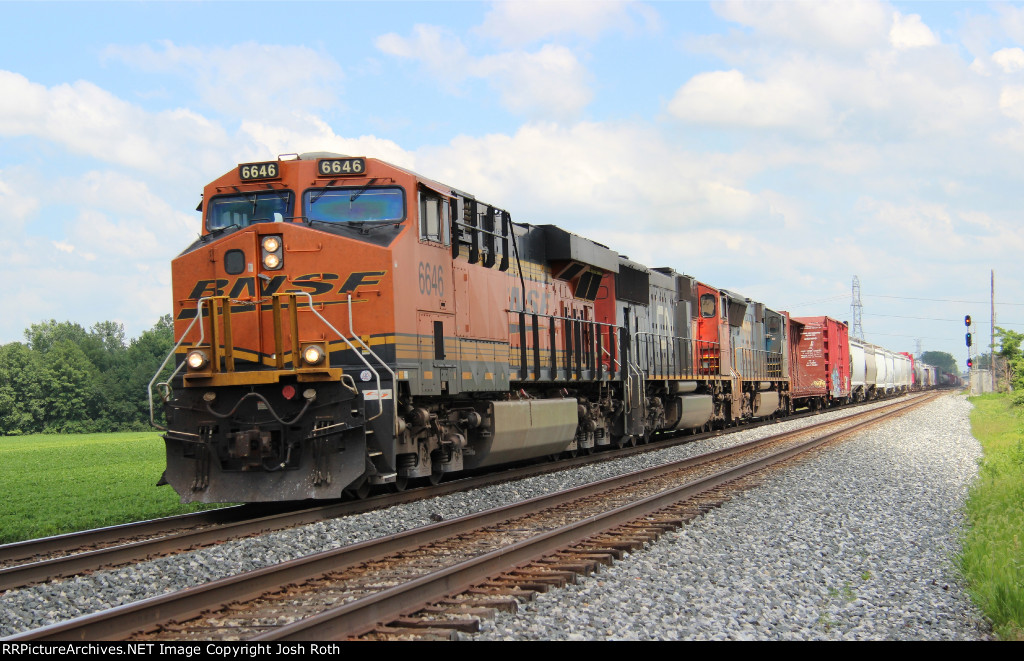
[419,190,451,245]
[420,191,441,242]
[700,293,716,318]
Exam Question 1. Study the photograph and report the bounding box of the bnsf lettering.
[261,275,288,296]
[339,271,386,293]
[188,279,229,299]
[187,272,384,301]
[228,277,256,299]
[287,273,339,297]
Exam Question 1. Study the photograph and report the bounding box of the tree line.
[1,317,1018,436]
[0,317,175,435]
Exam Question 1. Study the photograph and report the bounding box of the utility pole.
[991,269,996,392]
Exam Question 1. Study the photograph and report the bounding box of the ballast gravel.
[473,394,992,641]
[0,394,992,640]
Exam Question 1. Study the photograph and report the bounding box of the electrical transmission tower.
[851,276,865,340]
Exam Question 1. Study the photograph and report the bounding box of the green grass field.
[961,393,1024,640]
[0,432,224,544]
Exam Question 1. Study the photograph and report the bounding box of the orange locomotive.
[151,153,789,503]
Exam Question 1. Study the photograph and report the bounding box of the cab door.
[695,282,721,375]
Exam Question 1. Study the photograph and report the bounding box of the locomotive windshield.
[303,187,405,224]
[206,191,293,232]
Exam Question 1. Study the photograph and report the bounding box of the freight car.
[787,316,851,410]
[148,153,915,503]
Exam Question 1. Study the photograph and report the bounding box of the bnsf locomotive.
[149,153,932,503]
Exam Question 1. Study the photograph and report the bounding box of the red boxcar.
[787,316,851,410]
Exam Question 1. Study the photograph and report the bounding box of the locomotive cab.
[155,154,601,502]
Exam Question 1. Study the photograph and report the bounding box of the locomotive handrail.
[600,342,620,371]
[288,291,393,431]
[507,308,621,382]
[633,330,687,379]
[147,296,212,431]
[732,346,785,381]
[345,293,399,433]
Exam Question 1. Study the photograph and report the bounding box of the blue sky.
[1,1,1021,367]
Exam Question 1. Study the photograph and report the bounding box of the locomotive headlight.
[261,234,283,270]
[301,344,326,366]
[186,350,209,370]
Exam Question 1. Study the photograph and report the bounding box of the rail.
[11,393,938,641]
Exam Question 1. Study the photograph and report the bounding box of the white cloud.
[999,85,1024,124]
[474,0,659,46]
[889,12,939,51]
[993,48,1024,74]
[0,70,232,178]
[376,25,468,84]
[239,115,416,170]
[417,121,774,233]
[667,69,832,135]
[68,209,163,260]
[713,0,891,54]
[0,175,39,231]
[376,26,592,120]
[671,6,993,143]
[472,45,593,118]
[103,41,344,119]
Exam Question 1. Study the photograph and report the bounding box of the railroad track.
[6,392,939,641]
[0,397,887,593]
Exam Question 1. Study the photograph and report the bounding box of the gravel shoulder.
[472,393,993,640]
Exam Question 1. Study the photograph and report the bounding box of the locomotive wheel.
[392,475,409,492]
[428,470,444,486]
[614,434,636,448]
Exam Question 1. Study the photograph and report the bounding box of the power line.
[865,294,1024,306]
[867,332,955,340]
[864,313,1022,327]
[787,294,848,308]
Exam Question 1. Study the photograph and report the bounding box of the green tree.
[39,339,101,432]
[4,316,177,434]
[0,342,44,435]
[919,350,957,375]
[995,327,1024,391]
[119,315,176,427]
